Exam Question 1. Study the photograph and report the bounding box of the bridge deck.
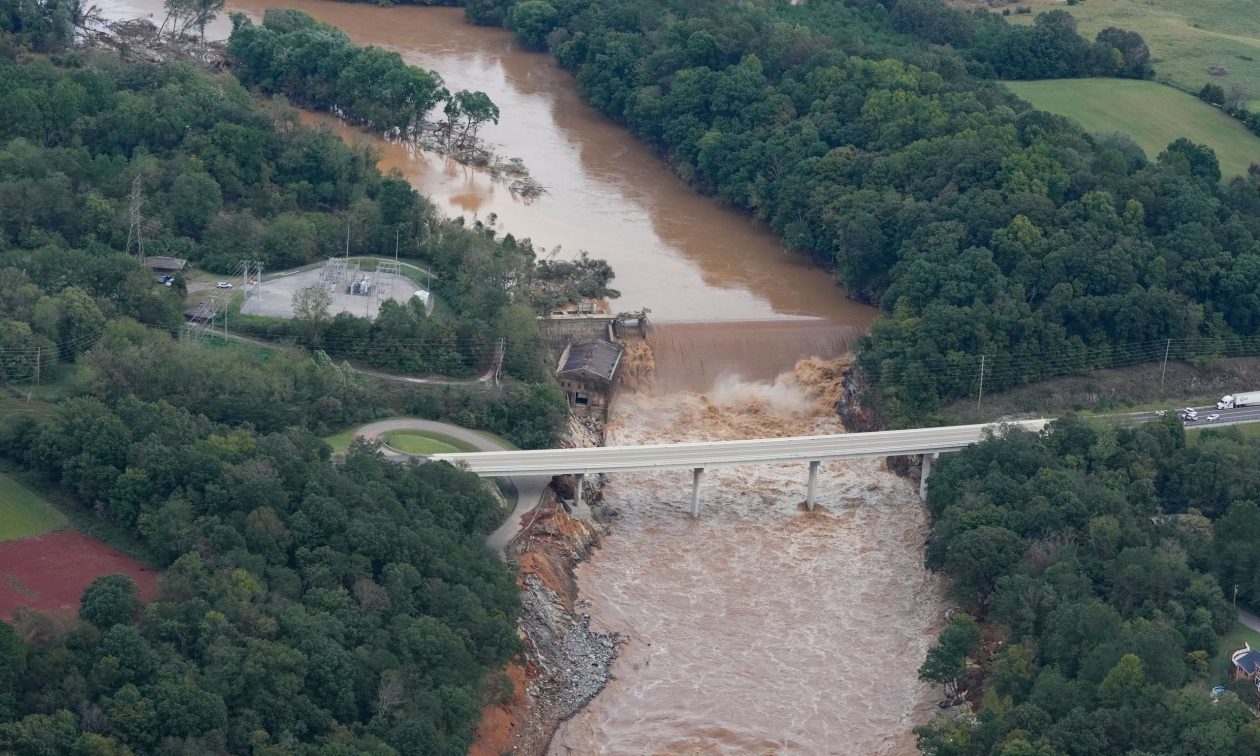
[430,419,1050,477]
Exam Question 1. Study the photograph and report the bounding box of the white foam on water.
[550,367,946,755]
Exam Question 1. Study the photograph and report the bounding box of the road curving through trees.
[353,418,548,553]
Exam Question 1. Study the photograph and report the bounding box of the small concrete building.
[142,256,188,272]
[557,339,623,420]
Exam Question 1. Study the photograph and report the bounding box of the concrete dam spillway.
[645,320,865,395]
[87,0,946,750]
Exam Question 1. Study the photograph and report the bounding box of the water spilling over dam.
[645,320,864,394]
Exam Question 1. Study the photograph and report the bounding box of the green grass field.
[322,429,357,454]
[1210,621,1260,684]
[1186,422,1260,445]
[1005,78,1260,177]
[0,473,67,542]
[381,429,480,455]
[1007,0,1260,110]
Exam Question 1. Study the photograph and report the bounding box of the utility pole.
[1235,584,1239,610]
[493,337,505,386]
[976,354,986,412]
[34,347,40,386]
[1160,338,1171,391]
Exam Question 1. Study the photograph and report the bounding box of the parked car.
[1207,413,1221,422]
[216,281,233,289]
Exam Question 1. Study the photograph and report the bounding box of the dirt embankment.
[469,418,618,756]
[468,499,618,755]
[835,363,923,480]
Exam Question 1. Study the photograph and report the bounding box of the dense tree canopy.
[0,0,81,52]
[228,9,497,146]
[0,35,591,387]
[0,26,565,752]
[466,0,1260,425]
[917,416,1260,754]
[0,398,520,754]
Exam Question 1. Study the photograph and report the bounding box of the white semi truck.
[1216,391,1260,410]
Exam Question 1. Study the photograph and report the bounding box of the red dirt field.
[0,530,159,620]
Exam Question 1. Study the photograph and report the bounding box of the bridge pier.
[689,467,705,517]
[919,452,938,500]
[806,460,820,510]
[574,472,584,506]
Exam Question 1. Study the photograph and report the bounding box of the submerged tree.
[159,0,223,41]
[442,89,500,149]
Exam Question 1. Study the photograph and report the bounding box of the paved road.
[428,399,1260,479]
[1239,608,1260,634]
[430,419,1052,477]
[217,332,494,387]
[1108,403,1260,429]
[352,364,494,387]
[353,419,547,553]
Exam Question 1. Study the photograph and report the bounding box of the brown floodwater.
[551,366,944,755]
[93,0,878,325]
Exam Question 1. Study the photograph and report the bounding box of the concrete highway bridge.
[428,402,1260,516]
[426,402,1260,517]
[431,419,1051,516]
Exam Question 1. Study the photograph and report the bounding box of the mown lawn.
[1006,78,1260,178]
[1006,0,1260,110]
[1209,621,1260,685]
[1186,422,1260,445]
[322,429,357,454]
[0,473,67,542]
[381,429,480,455]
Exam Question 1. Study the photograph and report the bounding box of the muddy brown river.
[554,369,944,755]
[92,2,944,751]
[96,0,876,324]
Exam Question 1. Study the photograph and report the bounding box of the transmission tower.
[125,176,145,261]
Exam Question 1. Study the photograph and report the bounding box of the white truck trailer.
[1216,391,1260,409]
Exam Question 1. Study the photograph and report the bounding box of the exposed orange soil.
[468,662,529,756]
[467,500,603,756]
[0,530,159,620]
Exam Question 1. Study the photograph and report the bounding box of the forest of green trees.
[6,0,1260,750]
[0,15,588,749]
[0,13,597,384]
[461,0,1260,425]
[0,394,520,754]
[916,417,1260,754]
